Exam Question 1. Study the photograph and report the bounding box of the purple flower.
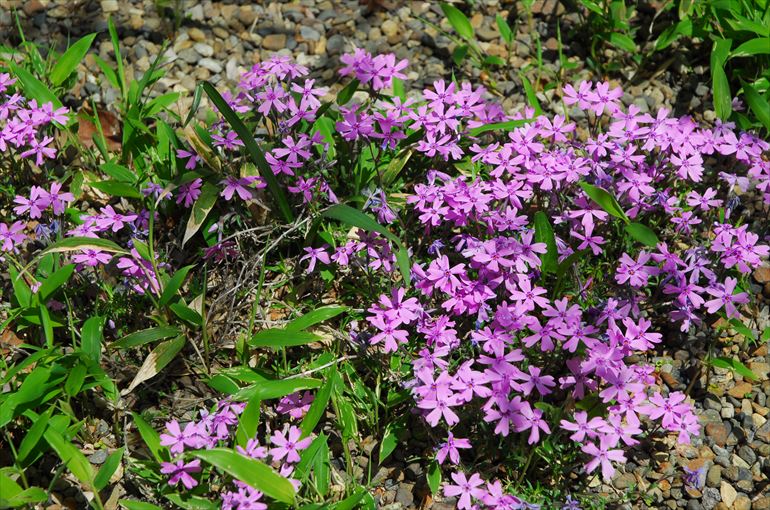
[160,459,201,490]
[269,425,312,464]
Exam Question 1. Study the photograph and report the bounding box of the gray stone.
[706,465,721,488]
[701,487,720,510]
[327,34,345,54]
[199,58,223,73]
[89,450,108,464]
[193,43,214,58]
[737,444,757,465]
[300,26,321,42]
[395,483,414,507]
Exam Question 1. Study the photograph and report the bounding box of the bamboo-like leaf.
[125,336,186,393]
[193,448,295,504]
[50,33,97,86]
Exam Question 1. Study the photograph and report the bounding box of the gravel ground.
[2,1,769,509]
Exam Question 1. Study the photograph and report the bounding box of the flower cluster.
[158,396,314,509]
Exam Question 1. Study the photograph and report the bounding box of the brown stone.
[23,0,45,16]
[754,265,770,283]
[705,422,728,446]
[262,34,287,51]
[753,496,770,510]
[728,381,753,398]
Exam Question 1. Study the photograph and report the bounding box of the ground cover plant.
[1,6,770,510]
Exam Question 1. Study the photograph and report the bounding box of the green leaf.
[496,14,513,44]
[336,79,359,106]
[287,306,348,332]
[0,485,47,507]
[730,37,770,58]
[249,328,322,348]
[93,55,120,91]
[164,494,218,510]
[81,315,105,362]
[608,32,636,53]
[452,44,469,66]
[130,411,169,463]
[169,302,203,326]
[206,374,240,394]
[120,500,163,510]
[711,39,733,120]
[578,182,629,223]
[742,81,770,132]
[65,361,87,396]
[94,447,124,490]
[300,366,336,437]
[38,263,76,302]
[654,18,693,51]
[624,222,659,247]
[44,427,94,489]
[39,236,127,257]
[533,211,558,273]
[331,487,367,510]
[379,418,403,464]
[728,318,756,341]
[90,180,143,199]
[112,326,181,349]
[427,460,441,494]
[322,204,400,246]
[184,82,204,127]
[9,63,62,110]
[520,74,543,116]
[159,265,196,306]
[17,408,53,465]
[392,77,405,101]
[0,365,51,428]
[203,81,293,223]
[126,336,186,392]
[440,2,474,39]
[710,356,757,381]
[194,448,295,504]
[108,15,127,99]
[469,118,535,136]
[182,182,218,246]
[50,33,97,86]
[233,378,322,402]
[234,395,261,448]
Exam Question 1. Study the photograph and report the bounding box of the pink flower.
[581,437,626,480]
[160,459,201,490]
[0,221,26,252]
[220,176,265,201]
[20,135,56,165]
[704,277,749,318]
[269,425,312,464]
[300,246,330,273]
[176,178,202,208]
[13,186,50,218]
[443,472,486,510]
[436,432,471,465]
[72,249,112,268]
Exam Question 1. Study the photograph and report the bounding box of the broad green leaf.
[427,460,441,494]
[336,79,359,106]
[9,63,62,109]
[120,500,163,510]
[99,163,135,183]
[249,328,322,348]
[624,222,659,247]
[742,81,770,132]
[184,82,204,127]
[300,366,337,437]
[234,395,261,448]
[711,39,733,120]
[730,37,770,58]
[533,211,557,273]
[38,263,76,302]
[206,374,240,394]
[159,265,196,306]
[578,182,629,222]
[94,447,124,490]
[654,18,692,51]
[710,356,757,381]
[322,204,400,246]
[17,408,53,465]
[203,82,293,223]
[125,336,186,392]
[395,246,412,286]
[112,326,181,349]
[50,33,97,86]
[90,180,143,199]
[164,494,218,510]
[392,76,405,101]
[182,182,218,246]
[108,15,127,98]
[331,487,366,510]
[81,315,105,362]
[496,14,513,44]
[0,366,50,428]
[193,448,295,504]
[468,118,534,136]
[452,44,469,66]
[287,306,348,332]
[440,2,474,40]
[39,236,127,256]
[729,318,756,341]
[378,418,403,465]
[0,482,47,507]
[608,33,636,53]
[520,74,543,116]
[169,302,203,326]
[130,411,169,463]
[233,378,322,402]
[65,361,87,396]
[333,394,358,441]
[44,428,94,489]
